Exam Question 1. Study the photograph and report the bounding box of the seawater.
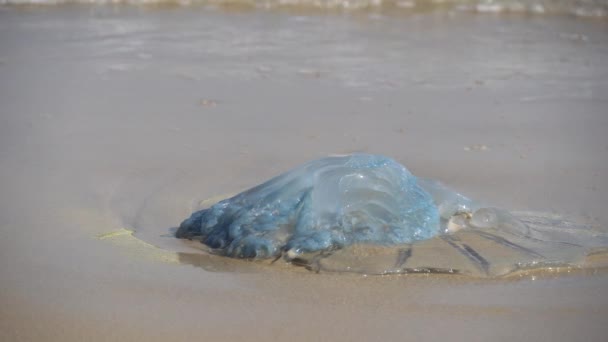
[1,0,607,18]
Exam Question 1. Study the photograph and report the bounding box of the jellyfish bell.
[177,154,441,258]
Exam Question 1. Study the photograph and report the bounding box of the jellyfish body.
[176,154,608,277]
[177,154,442,258]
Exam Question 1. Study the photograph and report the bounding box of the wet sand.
[1,6,608,341]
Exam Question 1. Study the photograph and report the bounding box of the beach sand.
[1,5,608,341]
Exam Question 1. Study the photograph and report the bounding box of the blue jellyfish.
[176,154,454,259]
[176,154,608,277]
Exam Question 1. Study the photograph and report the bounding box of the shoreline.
[1,1,607,20]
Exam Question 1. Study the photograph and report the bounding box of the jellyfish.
[176,154,608,277]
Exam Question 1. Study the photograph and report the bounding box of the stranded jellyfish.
[176,154,608,277]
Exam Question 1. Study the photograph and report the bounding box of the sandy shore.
[1,5,608,341]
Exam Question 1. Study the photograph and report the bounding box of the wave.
[1,0,606,18]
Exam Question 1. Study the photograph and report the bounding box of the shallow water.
[1,5,608,341]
